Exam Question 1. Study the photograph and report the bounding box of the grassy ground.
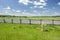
[0,23,60,40]
[0,16,60,20]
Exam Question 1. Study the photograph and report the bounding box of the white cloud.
[42,10,49,13]
[12,9,16,11]
[18,0,29,5]
[54,12,59,16]
[18,0,47,7]
[33,0,47,8]
[40,0,45,2]
[16,10,21,13]
[33,0,47,6]
[4,11,12,15]
[33,10,37,13]
[42,2,47,6]
[39,6,44,8]
[7,6,11,9]
[30,7,33,9]
[33,1,42,5]
[34,6,37,8]
[22,12,32,16]
[4,6,11,9]
[5,11,8,13]
[58,2,60,5]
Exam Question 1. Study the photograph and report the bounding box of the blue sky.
[0,0,60,16]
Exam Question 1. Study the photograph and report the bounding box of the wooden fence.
[0,19,60,24]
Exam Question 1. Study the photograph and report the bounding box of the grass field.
[0,23,60,40]
[0,16,60,20]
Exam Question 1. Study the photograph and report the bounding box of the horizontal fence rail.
[0,19,60,24]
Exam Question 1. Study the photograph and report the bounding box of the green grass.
[0,16,60,20]
[0,23,60,40]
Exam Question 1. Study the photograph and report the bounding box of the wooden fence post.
[11,19,13,24]
[52,19,54,25]
[52,19,54,27]
[40,19,42,24]
[20,19,21,24]
[3,19,6,23]
[41,19,44,31]
[29,19,31,24]
[40,19,45,32]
